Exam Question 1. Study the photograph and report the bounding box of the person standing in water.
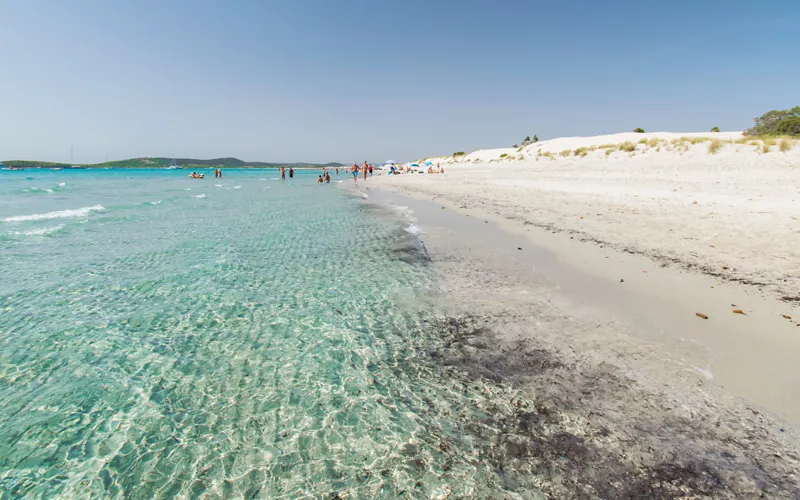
[368,164,373,177]
[289,167,294,179]
[361,161,368,181]
[351,162,358,183]
[280,167,286,180]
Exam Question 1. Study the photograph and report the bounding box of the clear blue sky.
[1,0,798,164]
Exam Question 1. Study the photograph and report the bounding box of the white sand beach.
[389,132,800,301]
[358,134,800,495]
[370,131,800,422]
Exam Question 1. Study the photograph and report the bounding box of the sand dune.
[389,132,800,300]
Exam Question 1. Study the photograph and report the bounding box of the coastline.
[397,133,800,302]
[346,171,800,496]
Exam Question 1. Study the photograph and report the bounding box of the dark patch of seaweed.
[419,314,800,498]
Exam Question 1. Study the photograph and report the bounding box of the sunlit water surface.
[0,169,542,498]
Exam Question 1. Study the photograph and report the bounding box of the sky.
[1,0,798,164]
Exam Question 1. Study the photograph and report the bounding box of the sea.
[0,169,542,498]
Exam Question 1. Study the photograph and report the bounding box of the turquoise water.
[0,169,540,498]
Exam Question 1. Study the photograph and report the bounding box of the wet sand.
[357,185,800,498]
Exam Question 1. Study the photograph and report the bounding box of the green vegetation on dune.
[745,106,800,137]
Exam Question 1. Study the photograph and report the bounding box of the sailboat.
[166,159,180,170]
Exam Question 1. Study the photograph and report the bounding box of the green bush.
[453,151,466,157]
[632,127,645,133]
[775,116,800,136]
[619,142,636,152]
[533,135,539,142]
[745,106,800,136]
[499,153,508,158]
[710,126,720,132]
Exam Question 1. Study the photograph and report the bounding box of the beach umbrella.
[424,161,433,166]
[410,163,419,167]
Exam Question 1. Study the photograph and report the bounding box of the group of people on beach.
[388,164,444,175]
[193,162,382,184]
[349,161,372,182]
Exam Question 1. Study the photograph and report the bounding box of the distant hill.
[2,157,344,169]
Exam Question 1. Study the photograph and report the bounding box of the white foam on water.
[214,184,222,188]
[24,187,53,194]
[404,224,422,236]
[3,205,105,222]
[58,182,66,187]
[10,224,66,236]
[259,178,267,181]
[193,194,206,199]
[149,201,162,205]
[360,192,369,199]
[233,185,241,189]
[184,188,192,191]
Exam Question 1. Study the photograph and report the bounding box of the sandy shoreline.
[356,188,800,497]
[341,134,800,495]
[394,132,800,302]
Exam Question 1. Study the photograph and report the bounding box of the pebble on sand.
[696,312,709,319]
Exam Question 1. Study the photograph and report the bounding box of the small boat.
[8,167,24,171]
[51,168,63,171]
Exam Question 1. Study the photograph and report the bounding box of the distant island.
[1,157,345,169]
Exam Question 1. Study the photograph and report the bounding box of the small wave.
[184,188,192,191]
[405,224,422,236]
[149,200,162,205]
[23,187,54,194]
[57,182,66,187]
[259,178,267,181]
[3,205,104,222]
[360,192,369,199]
[233,185,241,189]
[9,224,65,236]
[193,194,206,199]
[214,184,222,187]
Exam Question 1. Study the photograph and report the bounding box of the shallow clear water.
[0,169,541,498]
